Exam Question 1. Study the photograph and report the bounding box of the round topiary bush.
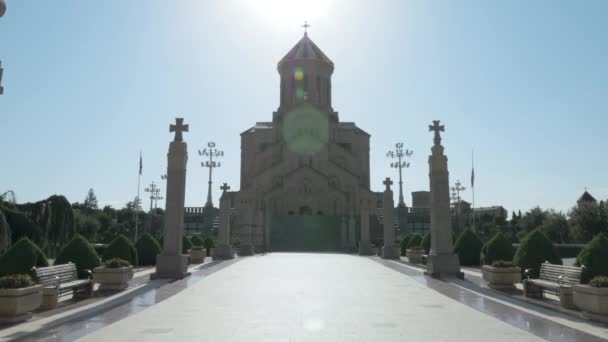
[421,233,431,254]
[576,233,608,283]
[407,234,423,249]
[102,235,138,266]
[190,235,204,247]
[513,228,561,278]
[203,237,216,256]
[182,236,192,254]
[55,235,101,278]
[400,235,411,256]
[481,232,515,265]
[454,228,483,266]
[135,233,162,266]
[0,237,48,276]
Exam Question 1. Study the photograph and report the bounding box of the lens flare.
[294,67,304,81]
[282,104,328,156]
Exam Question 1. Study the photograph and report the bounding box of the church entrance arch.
[269,214,341,252]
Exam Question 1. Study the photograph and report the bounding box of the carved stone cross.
[383,177,393,191]
[220,182,230,192]
[429,120,445,146]
[170,118,189,142]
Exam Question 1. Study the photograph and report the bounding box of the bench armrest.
[53,276,60,289]
[524,268,535,279]
[82,269,93,280]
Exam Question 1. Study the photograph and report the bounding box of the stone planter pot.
[189,249,206,264]
[406,249,425,264]
[93,266,134,291]
[574,284,608,322]
[481,265,522,289]
[0,285,43,324]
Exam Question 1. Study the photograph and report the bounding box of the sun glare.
[246,0,333,29]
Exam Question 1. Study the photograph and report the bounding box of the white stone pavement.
[79,253,545,342]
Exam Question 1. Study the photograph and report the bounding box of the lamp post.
[386,142,413,207]
[0,0,6,95]
[199,142,224,208]
[145,181,163,213]
[451,180,466,232]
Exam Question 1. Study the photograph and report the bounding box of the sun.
[245,0,333,29]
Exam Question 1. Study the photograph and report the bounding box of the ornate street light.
[386,142,413,207]
[144,181,163,213]
[198,141,224,207]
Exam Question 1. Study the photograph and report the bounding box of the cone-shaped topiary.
[576,233,608,283]
[190,235,204,247]
[400,235,411,256]
[481,232,515,265]
[102,234,138,266]
[203,236,215,256]
[0,237,48,276]
[55,235,100,278]
[182,236,192,254]
[407,234,423,249]
[135,233,162,266]
[454,228,483,266]
[513,228,562,278]
[421,233,431,254]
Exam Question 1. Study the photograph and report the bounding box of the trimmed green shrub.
[400,235,411,256]
[104,258,130,268]
[421,233,431,254]
[0,238,48,276]
[135,233,161,266]
[481,232,514,265]
[454,228,483,266]
[590,276,608,288]
[203,237,215,256]
[102,235,137,266]
[191,235,204,247]
[406,234,423,249]
[513,228,562,278]
[576,233,608,283]
[0,274,35,289]
[182,236,192,254]
[55,235,101,278]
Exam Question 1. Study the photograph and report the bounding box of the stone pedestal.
[382,178,399,259]
[359,200,374,255]
[424,121,463,278]
[213,185,234,260]
[151,119,191,280]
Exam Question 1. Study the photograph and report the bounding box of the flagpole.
[135,150,142,241]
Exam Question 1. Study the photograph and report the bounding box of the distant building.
[473,206,508,220]
[577,190,597,207]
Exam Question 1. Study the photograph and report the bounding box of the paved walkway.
[79,254,554,342]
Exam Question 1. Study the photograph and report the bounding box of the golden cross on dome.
[302,21,310,35]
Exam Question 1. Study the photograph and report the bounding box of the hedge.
[0,238,48,276]
[576,233,608,283]
[400,235,411,256]
[182,236,192,254]
[454,228,483,266]
[55,235,101,278]
[481,232,514,265]
[513,228,562,278]
[406,234,423,249]
[421,233,431,254]
[191,235,204,247]
[102,235,138,266]
[135,233,162,266]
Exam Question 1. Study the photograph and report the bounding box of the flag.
[139,152,142,175]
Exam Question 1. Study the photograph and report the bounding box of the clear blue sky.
[1,1,607,214]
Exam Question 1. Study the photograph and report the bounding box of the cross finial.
[302,21,310,35]
[383,177,393,191]
[429,120,445,146]
[220,182,230,192]
[169,118,189,142]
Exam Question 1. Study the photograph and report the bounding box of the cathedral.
[227,32,376,252]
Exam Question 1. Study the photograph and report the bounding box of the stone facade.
[230,33,375,251]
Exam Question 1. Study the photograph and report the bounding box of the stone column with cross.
[425,120,463,278]
[382,177,399,259]
[358,197,374,255]
[213,182,235,259]
[151,118,191,280]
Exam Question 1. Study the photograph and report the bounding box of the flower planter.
[406,249,425,264]
[189,249,206,264]
[0,285,43,324]
[574,284,608,323]
[481,265,521,289]
[93,266,134,291]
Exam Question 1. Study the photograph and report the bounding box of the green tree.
[74,210,101,242]
[0,208,11,254]
[538,211,570,243]
[569,202,605,242]
[83,188,98,211]
[3,207,43,244]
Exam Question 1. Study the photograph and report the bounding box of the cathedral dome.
[278,33,334,69]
